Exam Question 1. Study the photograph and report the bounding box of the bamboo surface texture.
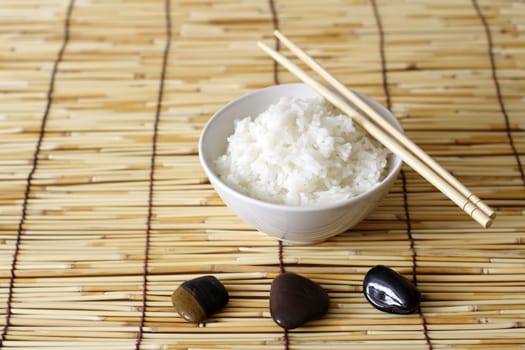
[1,0,524,349]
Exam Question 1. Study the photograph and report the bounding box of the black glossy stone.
[270,272,329,329]
[171,275,229,323]
[363,265,420,314]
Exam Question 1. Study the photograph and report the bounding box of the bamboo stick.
[276,31,498,218]
[258,40,494,227]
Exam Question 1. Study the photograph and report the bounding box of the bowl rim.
[198,83,403,213]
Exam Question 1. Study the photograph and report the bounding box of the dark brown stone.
[270,272,329,329]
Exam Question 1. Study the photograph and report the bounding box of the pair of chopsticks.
[258,30,495,228]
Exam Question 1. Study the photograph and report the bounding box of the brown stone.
[270,272,329,329]
[171,275,229,323]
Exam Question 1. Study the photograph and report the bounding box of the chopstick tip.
[470,207,493,229]
[257,41,268,49]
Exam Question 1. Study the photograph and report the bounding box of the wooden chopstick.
[273,30,495,220]
[257,37,494,228]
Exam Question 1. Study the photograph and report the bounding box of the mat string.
[472,0,525,188]
[134,0,172,349]
[369,0,434,349]
[269,2,289,349]
[269,0,281,88]
[0,0,75,347]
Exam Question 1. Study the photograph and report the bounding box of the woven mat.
[1,0,524,349]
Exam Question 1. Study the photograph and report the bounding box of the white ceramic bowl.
[199,83,402,244]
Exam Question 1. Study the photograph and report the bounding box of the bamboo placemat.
[1,0,524,349]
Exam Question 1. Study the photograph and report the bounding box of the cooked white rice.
[214,96,390,206]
